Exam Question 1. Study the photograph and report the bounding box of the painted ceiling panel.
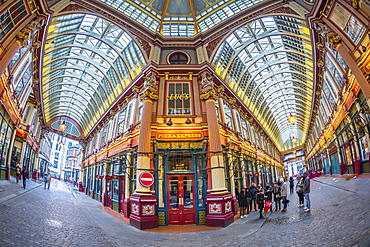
[168,0,190,14]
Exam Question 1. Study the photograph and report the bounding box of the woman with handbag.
[273,183,281,211]
[296,175,304,207]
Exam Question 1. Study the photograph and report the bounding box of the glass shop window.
[359,136,369,161]
[167,83,191,115]
[168,154,192,171]
[112,180,119,201]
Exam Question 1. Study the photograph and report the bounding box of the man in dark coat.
[237,188,247,218]
[250,183,258,211]
[22,167,28,189]
[303,172,311,212]
[256,189,266,219]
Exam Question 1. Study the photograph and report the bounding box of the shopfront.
[0,106,15,179]
[155,141,206,225]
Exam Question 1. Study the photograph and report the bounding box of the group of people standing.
[16,164,52,190]
[236,172,311,219]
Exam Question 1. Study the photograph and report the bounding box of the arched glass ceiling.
[43,14,145,136]
[98,0,264,36]
[213,16,313,149]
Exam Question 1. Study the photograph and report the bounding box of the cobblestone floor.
[0,176,369,247]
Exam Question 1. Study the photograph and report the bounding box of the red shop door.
[167,175,195,225]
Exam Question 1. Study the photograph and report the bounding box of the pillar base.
[129,194,158,230]
[122,198,131,218]
[205,192,234,227]
[78,182,84,192]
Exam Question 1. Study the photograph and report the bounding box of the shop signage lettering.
[167,93,190,100]
[112,175,118,180]
[106,175,112,180]
[156,132,203,140]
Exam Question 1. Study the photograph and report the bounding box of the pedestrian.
[47,174,52,189]
[16,164,21,184]
[250,183,258,211]
[256,189,266,219]
[302,172,311,212]
[264,183,273,212]
[289,176,294,194]
[237,187,247,218]
[296,175,304,207]
[22,167,28,189]
[43,174,48,189]
[245,187,252,215]
[273,183,281,211]
[280,177,288,212]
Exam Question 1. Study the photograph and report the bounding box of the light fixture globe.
[59,120,67,132]
[288,114,297,125]
[291,137,298,143]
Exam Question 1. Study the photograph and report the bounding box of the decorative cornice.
[329,35,341,50]
[351,0,359,9]
[200,90,219,101]
[140,90,158,101]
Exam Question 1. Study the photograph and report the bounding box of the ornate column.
[0,32,28,75]
[123,152,131,218]
[329,35,370,107]
[129,72,159,230]
[200,71,234,227]
[78,142,86,192]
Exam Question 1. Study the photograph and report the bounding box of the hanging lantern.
[287,114,297,125]
[59,120,67,132]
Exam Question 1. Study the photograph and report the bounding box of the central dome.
[98,0,265,36]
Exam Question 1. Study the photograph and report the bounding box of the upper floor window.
[332,4,365,44]
[167,83,191,115]
[168,52,189,64]
[100,123,110,146]
[0,0,27,41]
[117,106,127,134]
[223,100,233,128]
[14,59,31,98]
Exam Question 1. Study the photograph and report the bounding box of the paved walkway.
[0,175,369,246]
[0,176,42,204]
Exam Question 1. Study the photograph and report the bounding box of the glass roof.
[43,14,145,136]
[98,0,265,36]
[213,16,313,149]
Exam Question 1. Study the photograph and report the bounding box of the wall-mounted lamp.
[166,118,173,126]
[185,118,192,124]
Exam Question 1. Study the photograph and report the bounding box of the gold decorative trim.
[140,90,158,101]
[329,35,341,50]
[200,90,219,101]
[351,0,359,9]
